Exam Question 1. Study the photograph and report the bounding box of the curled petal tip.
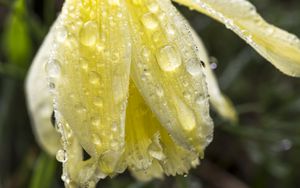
[173,0,300,77]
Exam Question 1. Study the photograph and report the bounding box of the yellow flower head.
[26,0,300,187]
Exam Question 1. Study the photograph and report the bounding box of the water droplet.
[56,149,67,163]
[79,21,98,46]
[175,97,196,131]
[186,59,202,76]
[45,59,61,78]
[61,174,70,184]
[89,71,101,84]
[146,1,159,13]
[56,26,67,42]
[165,24,176,37]
[156,45,182,72]
[196,95,206,105]
[141,13,159,30]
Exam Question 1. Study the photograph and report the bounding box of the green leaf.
[29,152,57,188]
[2,0,33,68]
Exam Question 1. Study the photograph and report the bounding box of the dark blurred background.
[1,0,300,187]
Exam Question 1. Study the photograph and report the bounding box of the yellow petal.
[126,0,213,155]
[190,29,237,122]
[173,0,300,77]
[45,0,131,179]
[122,82,200,180]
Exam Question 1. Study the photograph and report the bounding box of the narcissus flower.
[26,0,300,187]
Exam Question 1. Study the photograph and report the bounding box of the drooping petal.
[121,82,200,180]
[190,29,237,122]
[173,0,300,77]
[126,0,213,156]
[25,20,60,155]
[40,0,131,185]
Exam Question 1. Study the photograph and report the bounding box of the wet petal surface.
[173,0,300,77]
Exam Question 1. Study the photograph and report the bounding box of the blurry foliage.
[0,0,300,188]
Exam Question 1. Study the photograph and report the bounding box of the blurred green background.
[0,0,300,187]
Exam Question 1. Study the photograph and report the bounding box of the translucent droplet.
[141,13,159,30]
[61,174,70,184]
[196,95,206,105]
[56,149,67,163]
[156,45,182,72]
[186,59,202,76]
[175,97,196,131]
[89,71,101,84]
[79,21,98,46]
[146,1,159,13]
[55,26,67,42]
[45,60,61,78]
[165,24,176,37]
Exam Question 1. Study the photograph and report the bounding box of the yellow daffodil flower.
[25,0,300,187]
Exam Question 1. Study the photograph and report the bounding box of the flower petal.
[25,20,60,155]
[121,82,200,180]
[190,29,237,122]
[173,0,300,77]
[46,0,131,176]
[126,0,213,155]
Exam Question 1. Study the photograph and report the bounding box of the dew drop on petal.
[56,149,67,163]
[156,45,182,72]
[141,13,159,30]
[146,1,159,13]
[55,26,68,42]
[186,59,202,76]
[79,21,98,47]
[45,59,61,78]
